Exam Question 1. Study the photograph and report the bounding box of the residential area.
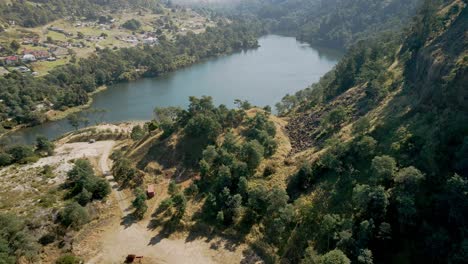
[0,7,213,76]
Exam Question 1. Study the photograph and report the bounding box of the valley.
[0,0,466,264]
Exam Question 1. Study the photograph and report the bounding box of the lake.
[2,35,342,145]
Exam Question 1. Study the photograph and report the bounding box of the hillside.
[0,0,465,263]
[0,0,163,28]
[112,0,467,263]
[234,0,422,49]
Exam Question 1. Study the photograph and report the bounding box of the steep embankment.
[275,0,467,263]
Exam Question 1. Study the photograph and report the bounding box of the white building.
[22,54,36,62]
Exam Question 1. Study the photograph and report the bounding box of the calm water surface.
[3,35,342,145]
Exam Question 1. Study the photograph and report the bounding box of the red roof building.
[23,49,49,60]
[4,55,18,65]
[146,185,155,198]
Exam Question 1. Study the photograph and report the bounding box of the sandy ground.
[76,140,250,264]
[26,140,117,184]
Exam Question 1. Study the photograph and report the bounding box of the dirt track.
[81,141,248,264]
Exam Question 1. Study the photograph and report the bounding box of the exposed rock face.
[286,86,366,154]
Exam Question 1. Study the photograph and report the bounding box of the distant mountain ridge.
[235,0,422,49]
[0,0,163,27]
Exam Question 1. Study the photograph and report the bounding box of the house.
[32,50,49,60]
[22,54,36,62]
[5,55,19,65]
[24,49,49,60]
[146,185,155,198]
[15,66,30,73]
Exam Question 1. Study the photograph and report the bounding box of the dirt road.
[83,141,248,264]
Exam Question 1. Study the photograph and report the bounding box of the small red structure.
[146,184,155,198]
[126,255,143,263]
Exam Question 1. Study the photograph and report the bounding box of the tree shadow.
[147,216,181,246]
[240,248,263,264]
[120,213,138,229]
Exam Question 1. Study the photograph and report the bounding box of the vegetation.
[271,1,467,262]
[122,19,142,31]
[55,254,83,264]
[58,202,90,229]
[132,188,148,219]
[66,159,111,205]
[234,0,421,49]
[0,21,262,130]
[0,214,39,263]
[0,136,54,167]
[122,1,465,263]
[0,0,163,27]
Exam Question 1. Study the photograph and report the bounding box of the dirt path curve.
[98,142,132,214]
[85,141,247,264]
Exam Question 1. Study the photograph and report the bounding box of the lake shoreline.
[2,35,343,146]
[45,85,108,121]
[0,86,108,142]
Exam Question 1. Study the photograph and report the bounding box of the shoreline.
[0,86,108,141]
[45,85,108,121]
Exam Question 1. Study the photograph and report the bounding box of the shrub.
[131,125,146,141]
[263,163,277,177]
[56,254,82,264]
[58,203,90,229]
[0,152,13,166]
[7,145,36,164]
[75,189,92,206]
[122,19,141,30]
[39,233,56,245]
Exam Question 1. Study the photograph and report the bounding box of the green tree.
[444,174,468,226]
[353,184,389,219]
[168,180,179,196]
[58,203,90,229]
[241,140,264,174]
[357,249,373,264]
[322,106,348,131]
[132,188,147,219]
[353,117,371,136]
[131,125,146,141]
[10,40,20,51]
[302,246,320,264]
[92,178,111,200]
[0,153,13,166]
[36,136,55,156]
[0,214,39,263]
[172,193,187,218]
[7,145,36,164]
[75,188,92,206]
[354,136,377,158]
[112,158,138,185]
[184,114,221,142]
[56,254,82,264]
[394,166,425,192]
[122,19,142,30]
[371,155,397,183]
[319,249,350,264]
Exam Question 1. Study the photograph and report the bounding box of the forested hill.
[273,0,467,262]
[101,1,466,263]
[234,0,422,49]
[0,0,163,27]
